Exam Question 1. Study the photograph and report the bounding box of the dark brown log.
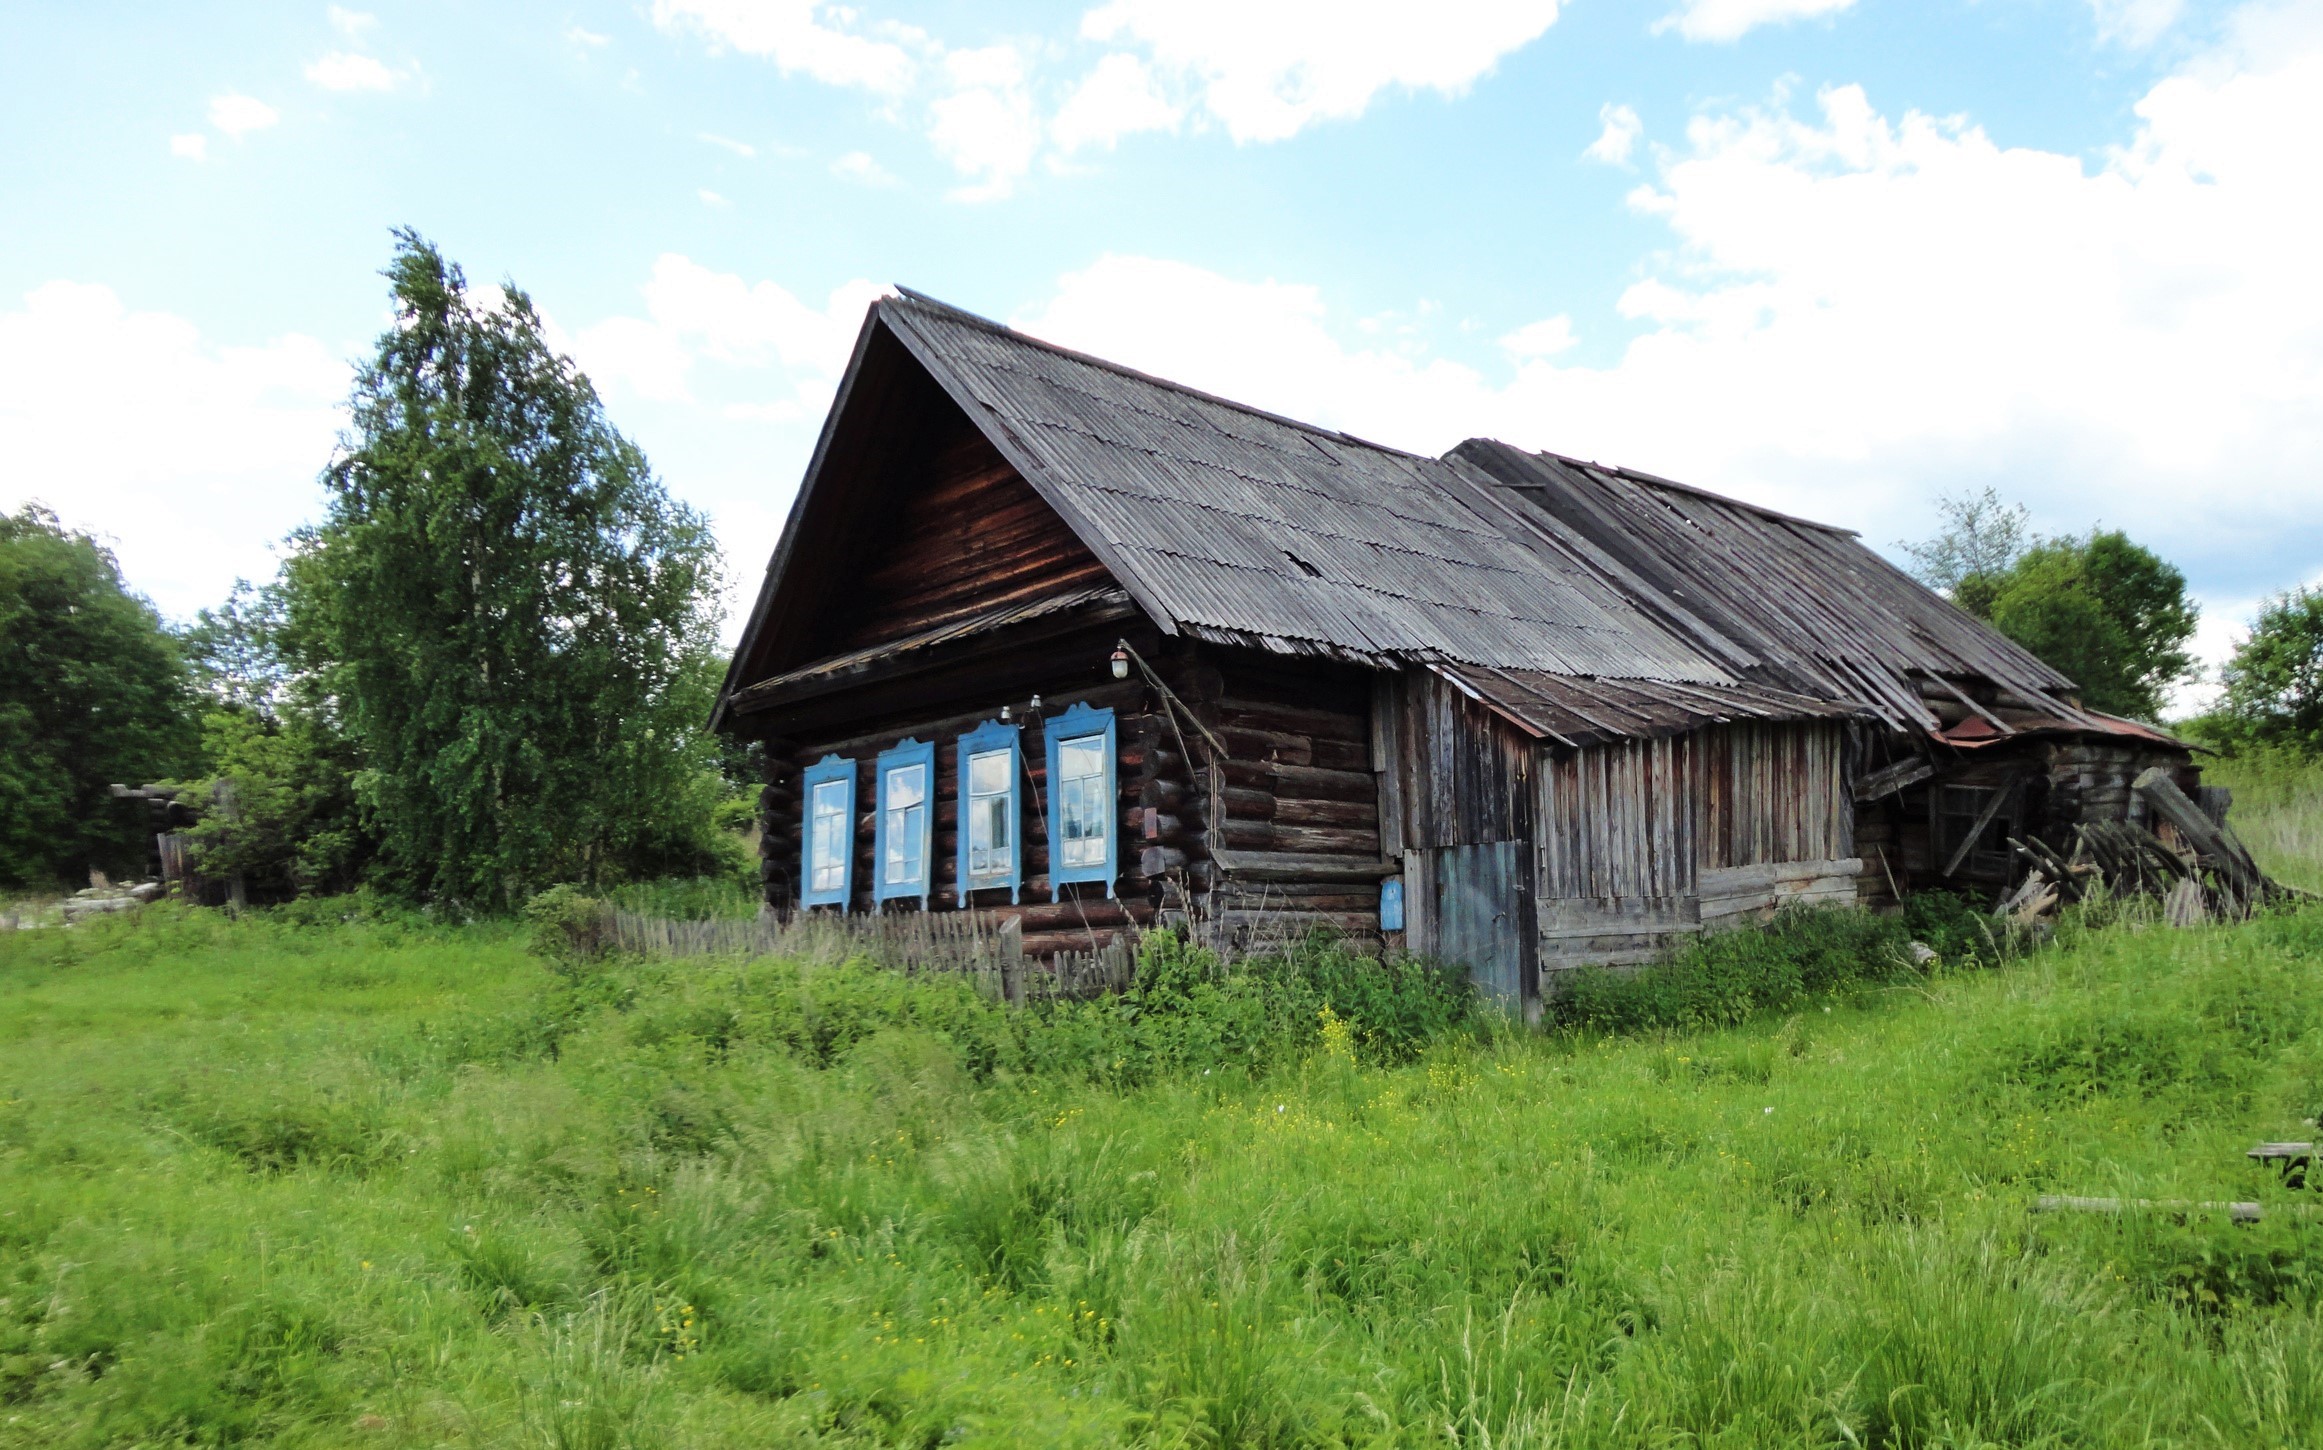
[1017,929,1126,958]
[1212,699,1367,742]
[1000,899,1136,932]
[1213,909,1381,935]
[1273,797,1377,828]
[1140,846,1189,876]
[1208,849,1396,883]
[1218,725,1314,766]
[1214,760,1375,801]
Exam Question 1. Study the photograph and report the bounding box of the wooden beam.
[1853,755,1934,803]
[1927,673,2015,735]
[2133,767,2274,896]
[1208,849,1397,883]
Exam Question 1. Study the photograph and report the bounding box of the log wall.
[831,427,1112,653]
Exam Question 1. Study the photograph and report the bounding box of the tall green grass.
[5,901,2323,1446]
[2207,747,2323,891]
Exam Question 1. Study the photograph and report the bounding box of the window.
[1935,782,2017,879]
[1045,701,1117,897]
[955,719,1022,904]
[873,738,935,907]
[800,755,855,907]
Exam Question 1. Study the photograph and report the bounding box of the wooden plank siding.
[830,425,1113,655]
[1532,720,1857,980]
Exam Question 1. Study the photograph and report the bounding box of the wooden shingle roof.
[879,291,1733,684]
[1450,440,2092,734]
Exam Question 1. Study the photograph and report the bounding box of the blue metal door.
[1432,841,1529,1009]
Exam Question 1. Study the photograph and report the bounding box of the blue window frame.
[955,719,1022,905]
[1045,702,1118,898]
[873,738,935,908]
[800,755,855,908]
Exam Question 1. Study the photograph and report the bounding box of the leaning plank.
[2133,768,2272,896]
[1853,756,1934,803]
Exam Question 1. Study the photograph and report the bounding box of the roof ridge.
[1528,447,1859,537]
[883,287,1431,464]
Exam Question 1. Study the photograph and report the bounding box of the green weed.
[5,899,2323,1445]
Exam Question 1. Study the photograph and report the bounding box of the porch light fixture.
[1110,646,1131,680]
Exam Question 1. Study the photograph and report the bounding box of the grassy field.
[5,894,2323,1449]
[2206,748,2323,892]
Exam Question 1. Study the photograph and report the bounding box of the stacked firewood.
[1998,768,2296,927]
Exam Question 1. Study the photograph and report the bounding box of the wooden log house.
[713,291,2200,1014]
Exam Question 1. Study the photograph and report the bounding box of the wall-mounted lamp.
[1110,646,1131,680]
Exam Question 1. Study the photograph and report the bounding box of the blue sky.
[5,0,2317,705]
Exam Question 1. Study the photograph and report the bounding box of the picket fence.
[607,908,1137,1002]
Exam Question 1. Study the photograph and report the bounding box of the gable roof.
[1450,440,2094,735]
[873,290,1732,683]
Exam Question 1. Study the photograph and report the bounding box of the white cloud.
[1585,102,1642,164]
[569,254,883,415]
[208,94,280,137]
[927,45,1042,199]
[2090,0,2185,46]
[648,0,920,94]
[169,133,208,161]
[304,51,403,91]
[698,188,731,207]
[1006,6,2323,654]
[0,282,346,619]
[831,149,899,186]
[567,25,611,47]
[1656,0,1857,43]
[328,6,377,36]
[699,131,757,157]
[1501,315,1578,358]
[1081,0,1562,143]
[1019,257,1498,443]
[1053,52,1183,152]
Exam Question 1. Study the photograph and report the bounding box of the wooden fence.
[607,908,1138,1002]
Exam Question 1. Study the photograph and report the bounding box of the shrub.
[1553,903,1941,1034]
[525,885,615,966]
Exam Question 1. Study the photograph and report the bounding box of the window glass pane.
[968,748,1011,878]
[883,763,925,886]
[810,779,848,893]
[970,749,1009,797]
[1057,734,1108,868]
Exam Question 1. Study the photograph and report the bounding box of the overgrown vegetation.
[2206,585,2323,756]
[1900,488,2198,719]
[1552,891,2007,1033]
[0,506,198,887]
[2201,747,2323,892]
[6,899,2323,1446]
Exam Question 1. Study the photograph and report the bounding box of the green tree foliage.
[1982,532,2197,720]
[281,232,730,909]
[174,581,370,899]
[0,507,198,886]
[1899,487,2031,616]
[2213,587,2323,753]
[1901,495,2196,720]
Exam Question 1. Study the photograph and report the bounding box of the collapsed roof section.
[1451,441,2095,736]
